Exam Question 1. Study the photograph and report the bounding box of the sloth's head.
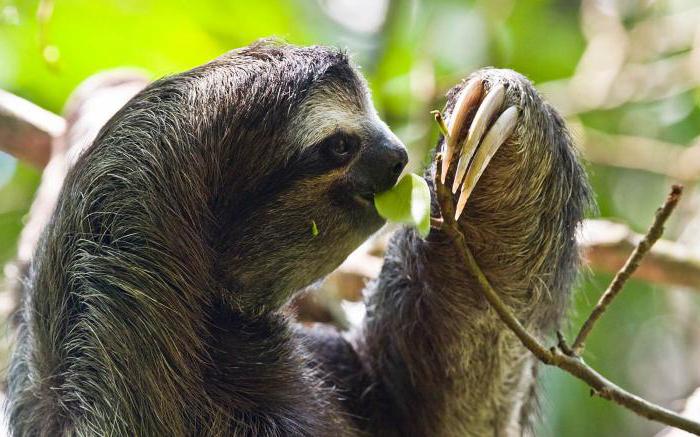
[97,41,407,312]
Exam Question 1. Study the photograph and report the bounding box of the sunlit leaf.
[374,173,431,237]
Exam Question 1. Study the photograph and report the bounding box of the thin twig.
[435,173,556,358]
[434,155,699,434]
[431,110,450,138]
[557,330,575,357]
[572,185,683,354]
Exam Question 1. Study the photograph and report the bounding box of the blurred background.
[1,0,700,435]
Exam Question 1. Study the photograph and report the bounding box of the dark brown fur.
[6,41,591,436]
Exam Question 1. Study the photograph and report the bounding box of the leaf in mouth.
[374,173,431,237]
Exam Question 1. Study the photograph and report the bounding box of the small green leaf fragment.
[374,173,431,237]
[311,220,319,237]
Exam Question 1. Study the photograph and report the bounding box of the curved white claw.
[454,105,519,220]
[441,79,483,184]
[451,82,506,194]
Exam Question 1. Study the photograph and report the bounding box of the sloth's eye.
[322,133,358,163]
[330,137,351,157]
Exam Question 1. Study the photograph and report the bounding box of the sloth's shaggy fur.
[357,70,592,436]
[6,41,591,436]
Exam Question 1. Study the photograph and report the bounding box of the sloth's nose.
[388,143,409,181]
[366,136,408,193]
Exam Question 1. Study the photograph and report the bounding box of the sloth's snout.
[364,136,408,194]
[388,144,408,181]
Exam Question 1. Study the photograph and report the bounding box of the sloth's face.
[220,66,407,312]
[288,89,408,229]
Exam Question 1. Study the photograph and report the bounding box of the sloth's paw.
[438,77,519,220]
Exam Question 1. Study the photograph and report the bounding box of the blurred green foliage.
[1,0,699,435]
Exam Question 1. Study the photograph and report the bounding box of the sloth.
[6,41,590,436]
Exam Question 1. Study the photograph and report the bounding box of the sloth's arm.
[303,69,591,435]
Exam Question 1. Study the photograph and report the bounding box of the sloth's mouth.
[352,192,375,208]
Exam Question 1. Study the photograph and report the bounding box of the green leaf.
[374,173,431,237]
[310,220,319,237]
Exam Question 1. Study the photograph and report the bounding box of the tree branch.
[0,88,64,168]
[658,388,700,437]
[572,185,683,353]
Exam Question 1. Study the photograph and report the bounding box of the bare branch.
[0,89,64,168]
[658,388,700,437]
[572,185,683,353]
